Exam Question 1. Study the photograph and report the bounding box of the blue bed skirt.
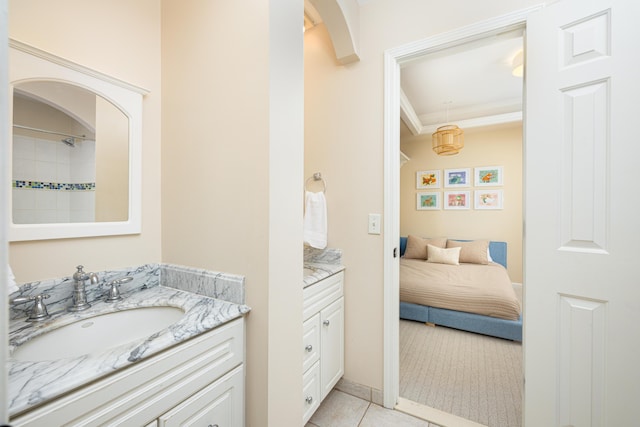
[400,302,523,342]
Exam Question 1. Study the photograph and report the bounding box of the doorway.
[382,6,542,426]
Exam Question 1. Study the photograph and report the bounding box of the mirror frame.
[8,40,148,241]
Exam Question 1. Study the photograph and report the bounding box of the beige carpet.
[399,319,522,427]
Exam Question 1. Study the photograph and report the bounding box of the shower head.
[61,137,76,147]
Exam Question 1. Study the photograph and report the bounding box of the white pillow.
[426,244,461,265]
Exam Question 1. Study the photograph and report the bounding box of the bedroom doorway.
[382,7,540,426]
[400,43,523,427]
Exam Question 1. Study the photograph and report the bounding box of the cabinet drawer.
[302,361,320,425]
[303,314,320,373]
[158,364,244,427]
[303,271,343,321]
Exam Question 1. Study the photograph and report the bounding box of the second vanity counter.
[303,245,345,288]
[303,262,345,288]
[8,263,250,417]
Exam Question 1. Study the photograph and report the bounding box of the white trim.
[396,397,486,427]
[420,112,523,134]
[382,4,543,412]
[399,89,422,136]
[382,48,401,409]
[8,44,145,241]
[9,39,149,95]
[0,0,9,421]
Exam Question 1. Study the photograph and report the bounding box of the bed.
[399,236,523,341]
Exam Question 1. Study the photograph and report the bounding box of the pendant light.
[432,102,464,156]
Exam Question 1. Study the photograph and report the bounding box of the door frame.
[382,5,543,411]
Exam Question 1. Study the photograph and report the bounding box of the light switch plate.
[368,213,381,235]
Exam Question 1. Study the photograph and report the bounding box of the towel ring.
[305,172,327,193]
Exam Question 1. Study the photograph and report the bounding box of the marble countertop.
[303,245,344,288]
[303,262,345,288]
[8,274,250,416]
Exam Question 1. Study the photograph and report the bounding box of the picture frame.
[444,168,471,188]
[444,191,471,210]
[416,170,441,189]
[474,189,504,209]
[475,166,503,186]
[417,192,441,210]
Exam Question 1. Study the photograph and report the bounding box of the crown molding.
[9,39,149,96]
[399,89,422,136]
[420,112,522,134]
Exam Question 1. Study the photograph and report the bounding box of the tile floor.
[306,389,441,427]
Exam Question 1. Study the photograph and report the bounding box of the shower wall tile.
[11,136,96,224]
[36,209,57,223]
[13,135,35,159]
[12,158,34,180]
[35,139,57,161]
[35,191,56,210]
[12,190,35,210]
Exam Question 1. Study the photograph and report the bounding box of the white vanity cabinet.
[11,318,245,427]
[302,271,344,425]
[157,364,244,426]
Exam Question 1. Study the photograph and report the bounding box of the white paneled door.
[525,0,640,425]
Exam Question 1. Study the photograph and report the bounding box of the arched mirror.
[8,40,147,241]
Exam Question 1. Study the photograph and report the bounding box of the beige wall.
[400,123,523,282]
[5,1,542,424]
[305,0,540,392]
[161,1,303,426]
[8,0,162,282]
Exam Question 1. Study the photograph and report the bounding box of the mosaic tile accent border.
[13,180,95,191]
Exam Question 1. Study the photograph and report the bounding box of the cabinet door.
[159,365,244,427]
[320,296,344,400]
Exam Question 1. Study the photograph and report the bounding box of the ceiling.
[400,30,524,136]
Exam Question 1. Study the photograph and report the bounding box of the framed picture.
[416,170,441,189]
[475,189,504,209]
[444,191,471,210]
[417,192,441,210]
[444,168,471,188]
[475,166,503,186]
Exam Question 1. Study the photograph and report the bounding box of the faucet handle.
[104,277,133,302]
[11,294,51,322]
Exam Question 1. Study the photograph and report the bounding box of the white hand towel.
[303,191,327,249]
[7,264,19,294]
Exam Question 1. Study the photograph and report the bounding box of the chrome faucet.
[69,265,99,312]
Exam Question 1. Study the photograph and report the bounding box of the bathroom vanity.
[302,246,345,425]
[8,264,250,427]
[6,40,251,426]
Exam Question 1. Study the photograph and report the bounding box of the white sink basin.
[12,306,185,362]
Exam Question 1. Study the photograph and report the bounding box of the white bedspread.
[400,258,521,320]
